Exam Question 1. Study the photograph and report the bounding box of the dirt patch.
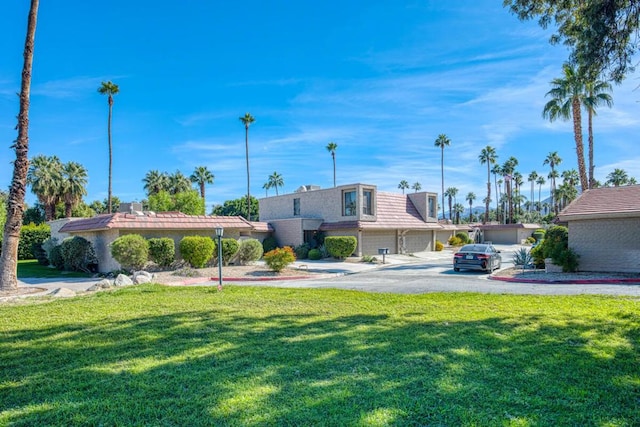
[494,267,640,282]
[151,264,315,285]
[0,287,47,299]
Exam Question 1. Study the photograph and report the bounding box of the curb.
[489,275,640,285]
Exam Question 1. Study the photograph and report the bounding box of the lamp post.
[215,227,224,291]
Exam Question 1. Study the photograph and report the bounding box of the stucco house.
[54,211,272,272]
[558,185,640,273]
[259,183,460,256]
[474,223,541,244]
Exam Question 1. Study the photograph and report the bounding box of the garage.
[403,230,433,253]
[361,231,396,256]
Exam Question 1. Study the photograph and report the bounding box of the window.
[343,190,356,216]
[428,196,436,218]
[293,198,300,216]
[363,190,373,215]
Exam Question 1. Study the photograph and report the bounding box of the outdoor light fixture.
[215,227,224,291]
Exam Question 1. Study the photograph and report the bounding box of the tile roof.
[320,192,441,231]
[59,212,269,233]
[559,185,640,221]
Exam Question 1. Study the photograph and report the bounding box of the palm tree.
[513,171,524,216]
[548,169,560,213]
[491,163,502,216]
[143,170,170,196]
[535,175,546,212]
[606,168,629,186]
[527,171,538,212]
[434,134,451,220]
[584,79,613,188]
[326,142,338,187]
[168,171,191,195]
[190,166,214,203]
[1,0,39,291]
[239,113,255,221]
[27,155,63,221]
[543,63,588,192]
[543,152,562,214]
[466,192,476,223]
[444,186,458,221]
[561,169,579,189]
[411,182,422,192]
[61,161,88,218]
[478,145,498,224]
[262,181,272,197]
[98,80,119,214]
[453,203,465,224]
[501,157,518,223]
[267,171,284,196]
[398,180,409,194]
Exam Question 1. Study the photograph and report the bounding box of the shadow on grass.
[0,286,638,426]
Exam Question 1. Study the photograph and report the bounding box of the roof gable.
[559,185,640,220]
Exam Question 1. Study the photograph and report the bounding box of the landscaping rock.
[88,279,113,291]
[133,271,154,284]
[115,274,134,286]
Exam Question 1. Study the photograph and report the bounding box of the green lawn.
[0,285,638,426]
[17,260,91,279]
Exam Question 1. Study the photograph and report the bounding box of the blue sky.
[1,1,639,214]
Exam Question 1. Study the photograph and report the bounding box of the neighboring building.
[259,183,449,256]
[475,223,541,245]
[56,212,272,272]
[558,185,640,273]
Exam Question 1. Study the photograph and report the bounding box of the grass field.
[17,260,91,279]
[0,285,638,426]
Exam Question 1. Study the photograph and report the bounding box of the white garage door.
[361,231,396,255]
[404,230,433,253]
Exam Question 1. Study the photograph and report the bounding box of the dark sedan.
[453,244,502,273]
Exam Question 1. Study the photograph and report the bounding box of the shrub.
[19,223,50,260]
[263,246,296,272]
[324,236,357,259]
[262,236,278,253]
[361,255,378,263]
[532,229,546,242]
[31,242,49,266]
[60,236,98,272]
[455,232,471,244]
[148,237,175,267]
[179,236,214,268]
[526,236,536,244]
[557,247,580,272]
[49,245,65,270]
[539,226,579,272]
[530,243,545,268]
[215,238,239,266]
[448,236,462,246]
[512,248,533,272]
[110,234,149,272]
[294,243,310,260]
[308,248,323,260]
[435,240,444,251]
[41,237,59,261]
[236,239,264,265]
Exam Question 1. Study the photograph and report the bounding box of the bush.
[263,246,296,272]
[324,236,357,259]
[308,248,323,260]
[448,236,462,246]
[60,236,98,272]
[236,239,264,265]
[538,226,579,272]
[512,248,533,272]
[294,243,310,260]
[41,237,59,261]
[179,236,214,268]
[19,223,50,260]
[31,242,49,266]
[455,232,471,244]
[262,236,278,253]
[532,229,546,242]
[49,245,65,270]
[215,238,239,266]
[530,243,545,268]
[148,237,175,267]
[110,234,149,272]
[526,236,536,244]
[435,240,444,251]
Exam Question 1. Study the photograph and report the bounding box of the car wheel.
[454,267,460,272]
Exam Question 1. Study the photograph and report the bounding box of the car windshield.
[459,244,490,253]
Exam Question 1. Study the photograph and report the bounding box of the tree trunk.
[332,153,336,187]
[0,0,39,291]
[572,98,588,192]
[107,96,113,214]
[440,148,445,220]
[245,126,251,221]
[588,108,594,189]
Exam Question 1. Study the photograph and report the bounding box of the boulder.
[88,279,113,291]
[133,270,154,284]
[115,274,134,286]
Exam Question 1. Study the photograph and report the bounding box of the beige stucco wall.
[361,231,396,256]
[268,219,305,248]
[569,217,640,273]
[436,230,455,244]
[71,229,120,273]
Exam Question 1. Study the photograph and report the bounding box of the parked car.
[453,243,502,273]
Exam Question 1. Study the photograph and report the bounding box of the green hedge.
[215,238,240,266]
[324,236,357,259]
[236,239,264,264]
[179,236,214,268]
[19,223,50,260]
[111,234,149,271]
[148,237,175,267]
[60,236,98,273]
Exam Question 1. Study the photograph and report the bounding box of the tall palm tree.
[543,63,588,192]
[478,145,498,224]
[606,168,629,186]
[98,80,119,214]
[466,192,476,223]
[561,169,580,189]
[543,152,562,214]
[453,203,465,224]
[527,171,538,212]
[1,0,39,291]
[411,182,422,192]
[27,155,63,221]
[536,175,546,211]
[267,171,284,196]
[501,157,518,223]
[326,142,338,187]
[239,113,255,221]
[434,134,451,220]
[398,180,409,194]
[168,171,192,195]
[444,186,458,221]
[61,161,88,218]
[143,170,170,196]
[190,166,214,203]
[584,79,613,188]
[262,181,271,197]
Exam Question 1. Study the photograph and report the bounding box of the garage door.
[361,231,396,256]
[404,230,433,253]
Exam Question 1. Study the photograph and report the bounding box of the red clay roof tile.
[559,185,640,220]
